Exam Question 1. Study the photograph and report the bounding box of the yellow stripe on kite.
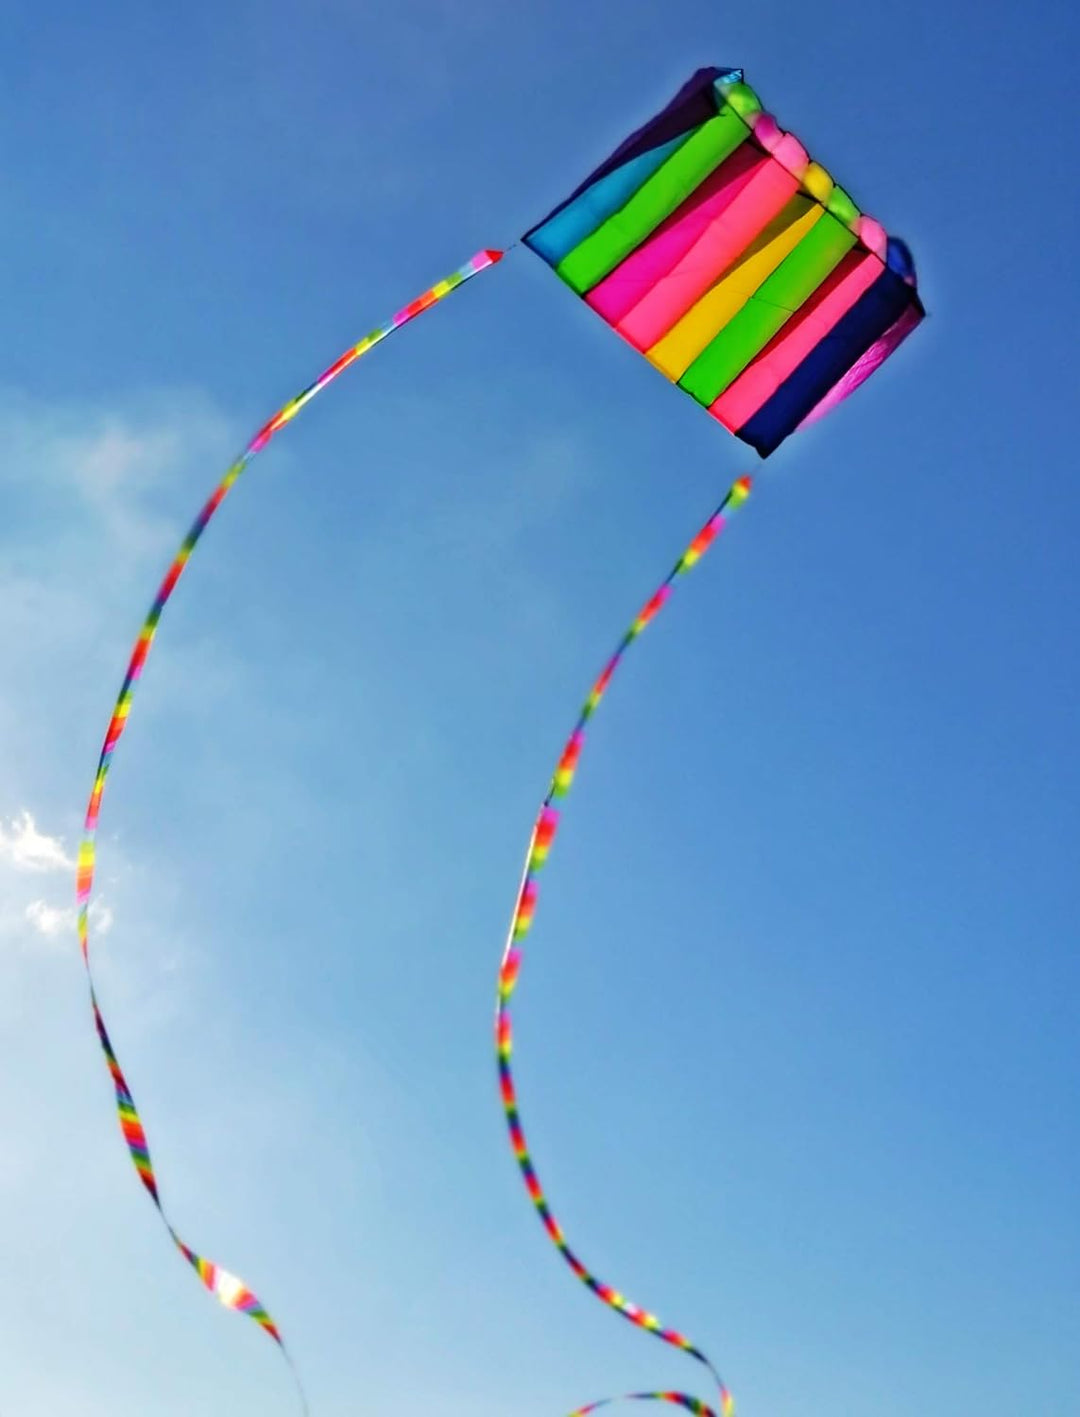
[647,197,822,382]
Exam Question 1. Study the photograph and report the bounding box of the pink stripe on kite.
[709,249,883,431]
[585,144,764,327]
[616,158,801,354]
[797,301,923,430]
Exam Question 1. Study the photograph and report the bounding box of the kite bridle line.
[497,474,753,1417]
[75,250,503,1404]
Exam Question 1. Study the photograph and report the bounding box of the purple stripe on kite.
[586,143,764,326]
[797,301,923,430]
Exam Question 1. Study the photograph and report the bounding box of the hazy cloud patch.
[0,810,74,873]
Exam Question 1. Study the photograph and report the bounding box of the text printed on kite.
[497,476,751,1417]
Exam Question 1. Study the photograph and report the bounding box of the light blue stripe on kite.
[527,133,691,266]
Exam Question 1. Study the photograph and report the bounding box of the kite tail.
[570,1395,721,1416]
[76,249,503,1392]
[496,474,753,1417]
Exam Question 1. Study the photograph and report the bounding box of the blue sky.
[1,2,1077,1414]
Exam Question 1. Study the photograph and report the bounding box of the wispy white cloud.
[0,388,240,815]
[23,899,72,936]
[0,808,105,953]
[0,810,74,873]
[0,387,234,563]
[0,387,248,1010]
[25,897,113,941]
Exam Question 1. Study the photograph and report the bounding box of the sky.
[1,2,1077,1414]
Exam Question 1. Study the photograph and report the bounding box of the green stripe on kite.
[556,105,750,295]
[679,211,858,404]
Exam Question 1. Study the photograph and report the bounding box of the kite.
[522,68,921,452]
[76,64,922,1416]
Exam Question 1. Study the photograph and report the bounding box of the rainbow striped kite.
[525,66,922,455]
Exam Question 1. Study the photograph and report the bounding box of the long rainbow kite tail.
[76,250,502,1390]
[570,1395,723,1416]
[497,474,751,1417]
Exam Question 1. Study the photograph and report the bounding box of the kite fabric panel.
[524,67,924,456]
